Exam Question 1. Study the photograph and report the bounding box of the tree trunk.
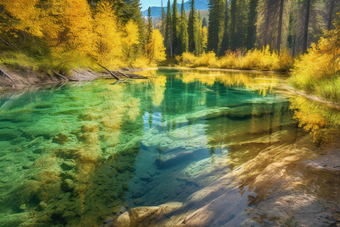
[303,0,311,53]
[327,0,335,30]
[277,0,284,54]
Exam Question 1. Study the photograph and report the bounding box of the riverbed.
[0,68,339,227]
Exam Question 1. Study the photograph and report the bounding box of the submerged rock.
[226,104,275,120]
[61,179,74,192]
[38,201,48,210]
[24,118,63,138]
[155,150,194,169]
[78,132,98,144]
[62,211,76,221]
[129,207,159,227]
[133,198,144,205]
[53,133,70,144]
[139,173,152,182]
[22,162,34,169]
[111,211,130,227]
[82,122,99,132]
[77,113,97,121]
[0,128,21,141]
[61,159,76,170]
[31,171,60,182]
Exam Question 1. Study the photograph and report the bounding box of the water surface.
[0,68,335,226]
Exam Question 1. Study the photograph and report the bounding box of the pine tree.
[245,0,259,50]
[165,0,173,57]
[325,0,340,30]
[257,0,290,53]
[145,7,153,59]
[188,0,198,53]
[172,0,180,55]
[202,17,208,28]
[294,0,322,53]
[219,0,229,55]
[197,10,203,54]
[229,0,237,50]
[234,0,248,50]
[207,0,225,54]
[109,0,128,20]
[161,0,166,37]
[180,0,189,54]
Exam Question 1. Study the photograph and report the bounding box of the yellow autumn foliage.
[92,1,122,67]
[176,46,293,72]
[145,29,166,65]
[289,96,340,143]
[176,70,278,96]
[0,0,43,37]
[0,0,167,72]
[289,22,340,102]
[290,31,340,90]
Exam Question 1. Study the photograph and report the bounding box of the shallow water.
[0,69,336,226]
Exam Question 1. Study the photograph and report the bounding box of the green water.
[0,69,308,226]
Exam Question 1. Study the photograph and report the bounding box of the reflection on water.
[0,68,338,226]
[289,95,340,143]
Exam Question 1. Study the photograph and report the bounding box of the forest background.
[1,0,340,102]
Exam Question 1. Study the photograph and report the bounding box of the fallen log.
[120,67,144,72]
[0,68,15,85]
[98,63,121,80]
[116,71,130,78]
[125,73,148,79]
[50,68,68,81]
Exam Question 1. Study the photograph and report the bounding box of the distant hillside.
[142,0,209,17]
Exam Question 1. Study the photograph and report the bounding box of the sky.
[140,0,163,10]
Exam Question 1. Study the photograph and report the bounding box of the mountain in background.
[142,0,209,17]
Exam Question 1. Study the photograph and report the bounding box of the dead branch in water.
[116,71,130,78]
[50,68,68,81]
[97,63,121,80]
[0,68,15,85]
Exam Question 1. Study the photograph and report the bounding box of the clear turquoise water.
[0,69,299,226]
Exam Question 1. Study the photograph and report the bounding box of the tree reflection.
[289,96,340,143]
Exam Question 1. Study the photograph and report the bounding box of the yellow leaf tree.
[61,0,93,54]
[202,26,208,52]
[145,29,166,65]
[92,0,122,67]
[0,0,43,37]
[122,20,140,64]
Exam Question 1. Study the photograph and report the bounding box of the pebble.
[19,204,26,210]
[38,201,48,210]
[133,178,141,184]
[22,162,34,169]
[133,198,144,205]
[61,159,76,170]
[139,173,152,181]
[147,170,156,177]
[61,179,74,192]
